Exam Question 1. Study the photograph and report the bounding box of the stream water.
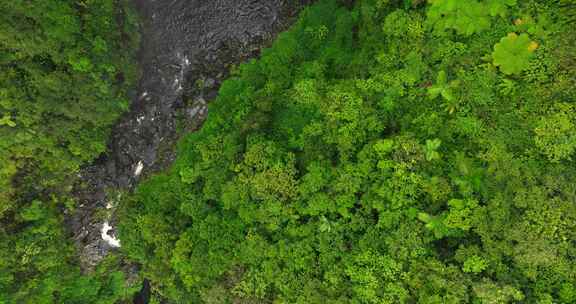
[68,0,310,278]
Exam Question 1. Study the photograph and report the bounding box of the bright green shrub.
[492,32,538,75]
[534,103,576,161]
[427,0,490,36]
[486,0,517,17]
[462,255,488,273]
[426,0,516,36]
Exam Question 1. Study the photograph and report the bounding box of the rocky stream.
[66,0,310,301]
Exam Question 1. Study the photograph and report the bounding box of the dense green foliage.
[0,0,139,302]
[492,32,537,75]
[120,0,576,303]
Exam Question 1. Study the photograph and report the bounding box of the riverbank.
[69,0,312,283]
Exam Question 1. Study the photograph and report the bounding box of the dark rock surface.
[67,0,311,271]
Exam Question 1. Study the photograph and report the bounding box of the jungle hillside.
[1,0,140,303]
[2,0,576,303]
[120,0,576,302]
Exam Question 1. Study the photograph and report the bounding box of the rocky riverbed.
[67,0,311,274]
